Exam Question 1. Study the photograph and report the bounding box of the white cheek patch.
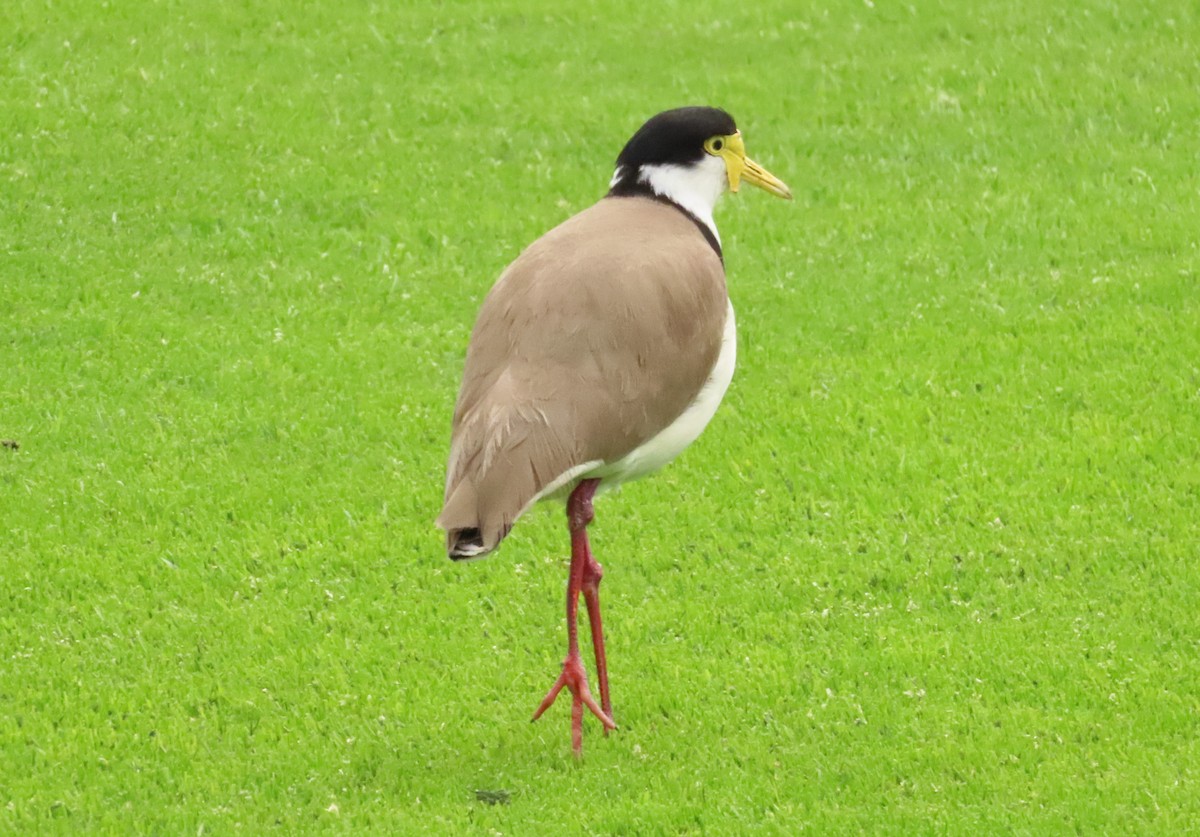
[636,156,727,245]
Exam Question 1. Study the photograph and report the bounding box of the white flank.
[594,300,737,486]
[523,300,737,518]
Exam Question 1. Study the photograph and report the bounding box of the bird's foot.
[531,651,616,756]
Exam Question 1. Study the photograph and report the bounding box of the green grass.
[3,0,1199,831]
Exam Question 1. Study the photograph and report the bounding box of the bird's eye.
[713,139,723,151]
[705,136,726,155]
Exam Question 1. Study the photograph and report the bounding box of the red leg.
[571,479,613,725]
[531,479,616,755]
[581,539,611,727]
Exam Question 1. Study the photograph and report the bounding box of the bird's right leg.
[531,478,615,756]
[576,487,612,726]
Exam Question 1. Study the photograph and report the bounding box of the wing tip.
[447,527,491,561]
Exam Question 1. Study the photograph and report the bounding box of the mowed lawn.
[3,0,1199,831]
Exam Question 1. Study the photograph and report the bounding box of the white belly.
[593,300,737,486]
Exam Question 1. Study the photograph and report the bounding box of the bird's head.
[608,106,792,229]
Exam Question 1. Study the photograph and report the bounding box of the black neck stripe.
[605,181,723,263]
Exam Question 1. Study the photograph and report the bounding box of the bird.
[436,106,791,756]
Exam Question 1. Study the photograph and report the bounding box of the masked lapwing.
[437,106,791,756]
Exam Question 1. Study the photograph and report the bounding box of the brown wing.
[436,196,728,557]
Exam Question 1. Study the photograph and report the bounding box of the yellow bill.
[710,131,793,200]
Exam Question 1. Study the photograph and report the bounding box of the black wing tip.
[448,527,488,561]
